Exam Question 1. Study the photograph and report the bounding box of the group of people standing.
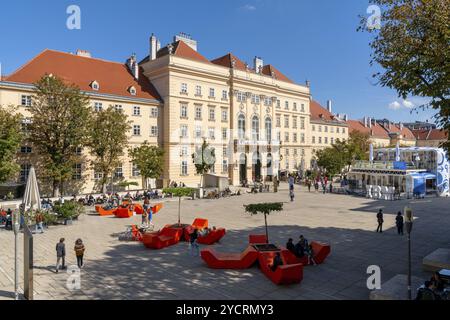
[375,209,405,235]
[55,238,86,273]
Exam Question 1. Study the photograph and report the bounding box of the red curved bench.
[201,246,259,269]
[258,251,303,285]
[142,226,183,250]
[133,204,144,215]
[249,234,268,245]
[281,241,331,265]
[192,218,208,230]
[98,207,116,216]
[197,228,226,245]
[115,207,133,218]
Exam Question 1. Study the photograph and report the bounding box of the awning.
[408,172,436,180]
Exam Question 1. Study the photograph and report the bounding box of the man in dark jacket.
[286,238,295,254]
[271,252,284,272]
[395,211,404,235]
[55,238,66,273]
[376,209,384,233]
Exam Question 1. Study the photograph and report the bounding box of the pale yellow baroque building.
[0,33,345,194]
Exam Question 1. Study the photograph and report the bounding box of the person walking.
[307,180,311,192]
[55,238,66,273]
[74,239,85,268]
[376,209,384,233]
[329,182,333,194]
[289,188,295,202]
[189,229,199,256]
[35,211,45,234]
[395,211,404,235]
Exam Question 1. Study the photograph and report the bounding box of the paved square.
[1,185,449,300]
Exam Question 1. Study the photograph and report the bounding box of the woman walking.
[74,239,85,269]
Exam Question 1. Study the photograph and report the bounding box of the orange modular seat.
[142,226,183,250]
[281,241,331,266]
[131,225,143,242]
[249,235,268,245]
[201,246,259,269]
[192,218,208,230]
[115,207,133,219]
[133,204,144,215]
[257,251,303,285]
[151,203,163,214]
[98,206,116,216]
[95,205,101,212]
[197,228,227,245]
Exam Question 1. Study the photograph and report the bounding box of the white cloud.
[242,4,257,11]
[402,99,415,109]
[389,101,401,110]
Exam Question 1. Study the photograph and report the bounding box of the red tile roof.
[412,129,448,141]
[384,123,416,140]
[211,54,294,84]
[310,100,347,126]
[156,40,211,64]
[5,49,161,101]
[347,120,390,139]
[261,65,294,83]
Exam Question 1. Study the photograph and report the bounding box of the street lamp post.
[13,206,21,300]
[404,206,413,300]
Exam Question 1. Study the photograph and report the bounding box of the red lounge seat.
[95,205,100,212]
[133,204,144,215]
[115,207,133,219]
[201,246,259,269]
[192,218,208,230]
[197,228,227,245]
[151,203,163,214]
[249,234,268,245]
[258,251,303,285]
[98,207,116,216]
[142,227,183,250]
[131,225,143,242]
[281,241,331,265]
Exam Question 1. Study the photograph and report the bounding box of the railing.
[352,161,419,171]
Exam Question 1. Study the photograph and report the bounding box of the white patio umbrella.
[22,167,41,211]
[15,167,41,299]
[395,143,401,162]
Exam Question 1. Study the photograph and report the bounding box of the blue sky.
[0,0,437,124]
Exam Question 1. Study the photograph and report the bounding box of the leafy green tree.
[244,203,284,244]
[191,139,216,187]
[87,106,130,193]
[0,106,23,183]
[360,0,450,153]
[315,148,345,178]
[129,142,164,190]
[162,187,196,225]
[30,75,91,196]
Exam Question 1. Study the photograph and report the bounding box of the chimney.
[305,80,311,87]
[399,122,404,130]
[127,53,139,80]
[174,32,198,51]
[157,39,161,52]
[254,56,264,73]
[368,117,372,128]
[343,114,348,121]
[363,116,368,127]
[76,49,91,58]
[150,34,157,61]
[326,100,332,113]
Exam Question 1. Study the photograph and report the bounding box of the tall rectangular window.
[150,126,159,137]
[276,115,281,128]
[180,125,188,138]
[208,127,215,140]
[181,161,188,175]
[312,136,316,144]
[293,102,297,111]
[222,90,228,100]
[132,163,140,177]
[222,160,228,173]
[195,105,202,120]
[133,125,141,136]
[209,88,215,98]
[181,83,188,94]
[72,163,82,181]
[114,165,123,178]
[293,133,298,143]
[209,108,215,121]
[115,104,123,112]
[284,115,289,128]
[20,163,31,182]
[221,108,228,122]
[195,125,202,138]
[222,128,227,140]
[292,116,298,129]
[180,103,188,118]
[300,117,305,130]
[195,85,202,96]
[133,106,141,116]
[300,133,305,143]
[151,107,158,118]
[285,101,289,110]
[284,132,289,142]
[276,100,281,108]
[301,104,305,112]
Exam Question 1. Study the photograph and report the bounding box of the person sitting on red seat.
[270,252,284,272]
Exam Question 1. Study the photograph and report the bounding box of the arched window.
[238,114,246,139]
[252,116,260,141]
[265,117,272,142]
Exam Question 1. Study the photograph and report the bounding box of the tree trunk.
[52,180,60,198]
[102,183,107,194]
[178,196,181,225]
[264,213,269,244]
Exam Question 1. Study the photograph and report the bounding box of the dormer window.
[128,86,137,96]
[90,81,100,91]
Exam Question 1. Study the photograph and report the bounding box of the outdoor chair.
[115,207,133,218]
[197,228,226,245]
[200,246,259,269]
[257,251,303,285]
[142,226,183,249]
